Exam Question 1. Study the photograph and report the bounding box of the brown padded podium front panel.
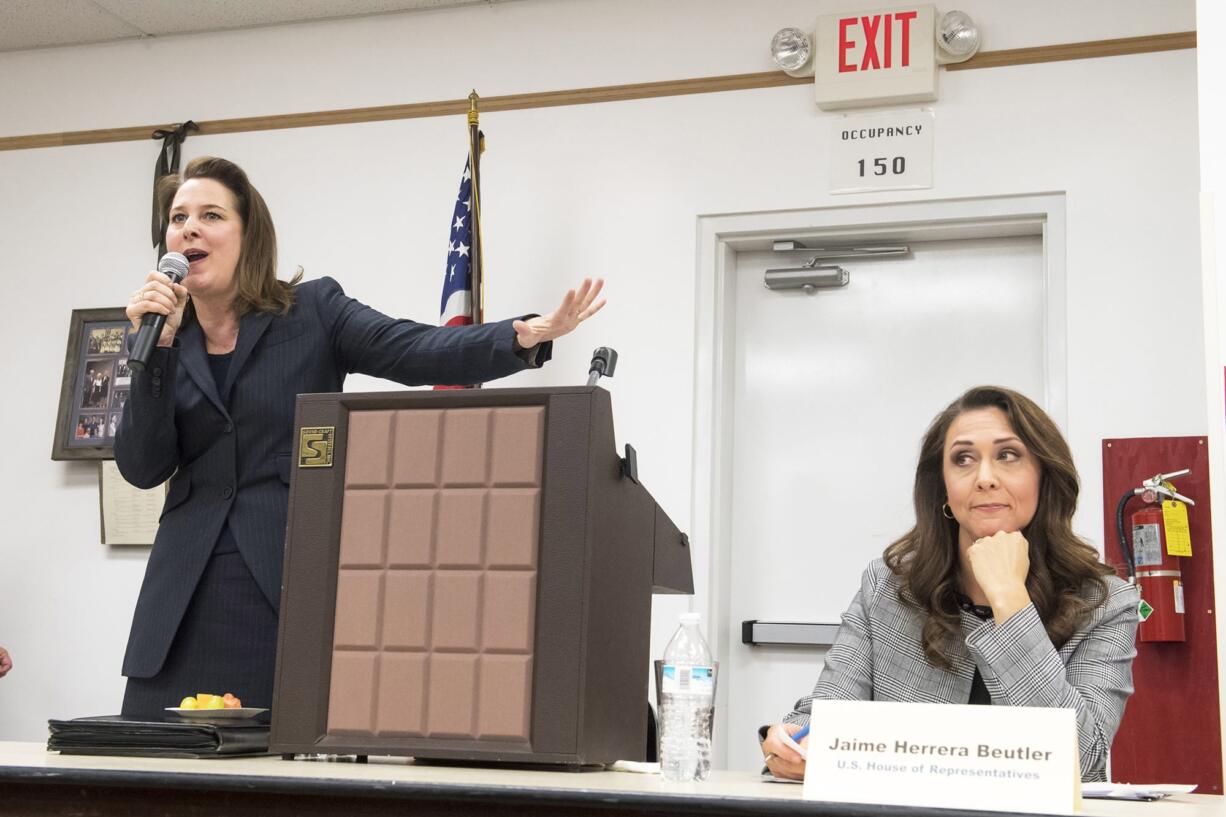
[272,387,691,765]
[327,406,544,742]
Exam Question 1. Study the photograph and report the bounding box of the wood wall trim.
[945,30,1195,71]
[0,31,1195,153]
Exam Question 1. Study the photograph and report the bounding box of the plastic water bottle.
[659,612,716,782]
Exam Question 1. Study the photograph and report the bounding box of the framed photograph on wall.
[51,308,132,461]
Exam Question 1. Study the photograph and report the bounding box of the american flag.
[439,157,475,328]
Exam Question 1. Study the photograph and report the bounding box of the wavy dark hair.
[157,156,301,317]
[883,386,1113,669]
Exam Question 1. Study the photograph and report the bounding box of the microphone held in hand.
[128,252,189,373]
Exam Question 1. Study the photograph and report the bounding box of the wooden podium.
[270,387,691,767]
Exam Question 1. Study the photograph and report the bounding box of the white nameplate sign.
[803,700,1080,815]
[829,109,934,194]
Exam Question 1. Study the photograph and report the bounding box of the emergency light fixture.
[769,9,979,77]
[770,27,814,76]
[935,10,980,63]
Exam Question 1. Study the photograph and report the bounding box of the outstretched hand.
[513,278,606,349]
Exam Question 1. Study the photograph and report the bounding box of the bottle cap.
[680,612,701,625]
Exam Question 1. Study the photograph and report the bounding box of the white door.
[720,234,1045,771]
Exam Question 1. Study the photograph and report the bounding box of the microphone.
[586,347,618,386]
[128,252,190,373]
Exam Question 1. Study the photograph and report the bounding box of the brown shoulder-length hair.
[883,385,1114,670]
[156,156,301,317]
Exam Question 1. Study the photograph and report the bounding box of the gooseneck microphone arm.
[128,252,190,373]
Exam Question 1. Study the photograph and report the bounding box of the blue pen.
[780,723,811,761]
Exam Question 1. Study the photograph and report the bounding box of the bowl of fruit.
[165,693,267,720]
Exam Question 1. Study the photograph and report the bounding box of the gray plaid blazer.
[784,558,1139,781]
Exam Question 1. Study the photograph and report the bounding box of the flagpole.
[467,90,484,326]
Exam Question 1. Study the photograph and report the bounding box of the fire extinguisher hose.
[1116,489,1137,583]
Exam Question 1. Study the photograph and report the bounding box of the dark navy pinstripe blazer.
[114,276,549,678]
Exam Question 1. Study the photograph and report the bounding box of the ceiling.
[0,0,516,53]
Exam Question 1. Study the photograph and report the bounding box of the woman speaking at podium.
[115,156,604,718]
[761,386,1138,782]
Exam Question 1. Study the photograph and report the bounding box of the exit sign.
[815,5,937,110]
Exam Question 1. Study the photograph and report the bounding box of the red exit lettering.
[838,10,918,73]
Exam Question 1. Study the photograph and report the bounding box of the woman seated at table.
[761,386,1138,782]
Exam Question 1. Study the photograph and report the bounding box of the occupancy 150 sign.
[830,110,934,194]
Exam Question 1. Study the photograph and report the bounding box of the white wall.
[1197,0,1226,775]
[1202,0,1225,363]
[0,0,1205,746]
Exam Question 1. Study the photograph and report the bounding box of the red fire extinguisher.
[1116,468,1194,643]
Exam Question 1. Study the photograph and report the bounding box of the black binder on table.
[47,715,269,758]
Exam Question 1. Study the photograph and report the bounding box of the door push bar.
[741,620,841,647]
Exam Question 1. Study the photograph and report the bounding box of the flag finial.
[468,90,480,126]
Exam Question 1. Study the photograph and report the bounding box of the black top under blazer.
[114,276,550,679]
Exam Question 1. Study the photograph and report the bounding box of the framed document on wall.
[51,307,131,461]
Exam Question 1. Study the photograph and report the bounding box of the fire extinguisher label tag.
[1133,523,1163,566]
[1138,599,1155,621]
[1174,580,1185,614]
[1162,500,1193,557]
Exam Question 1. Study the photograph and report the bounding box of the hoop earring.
[941,503,955,520]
